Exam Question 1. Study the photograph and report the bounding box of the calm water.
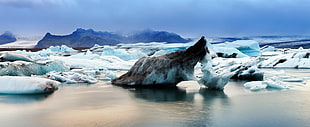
[0,69,310,127]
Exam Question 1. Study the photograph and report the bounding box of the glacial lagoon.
[0,69,309,127]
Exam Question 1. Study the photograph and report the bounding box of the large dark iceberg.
[112,37,207,86]
[35,28,191,48]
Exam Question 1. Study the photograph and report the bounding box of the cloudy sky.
[0,0,309,38]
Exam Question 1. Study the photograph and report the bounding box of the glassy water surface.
[0,69,310,127]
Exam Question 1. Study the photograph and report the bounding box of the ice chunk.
[259,51,310,68]
[46,71,98,84]
[0,52,34,62]
[43,45,77,52]
[244,81,267,91]
[199,55,235,89]
[0,76,59,94]
[244,80,290,91]
[215,40,261,57]
[0,60,70,76]
[101,46,147,60]
[49,55,135,70]
[71,68,116,81]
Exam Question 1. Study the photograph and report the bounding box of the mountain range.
[34,28,192,48]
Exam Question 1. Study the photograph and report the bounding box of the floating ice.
[199,55,235,89]
[244,80,290,91]
[101,46,147,60]
[49,55,135,70]
[0,52,34,62]
[259,51,310,68]
[46,71,98,84]
[214,40,261,57]
[0,76,59,94]
[71,68,116,81]
[0,60,69,76]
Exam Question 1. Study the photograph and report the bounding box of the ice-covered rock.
[214,40,261,57]
[0,60,69,76]
[0,76,59,94]
[259,51,310,68]
[112,36,207,86]
[46,71,98,84]
[0,52,34,62]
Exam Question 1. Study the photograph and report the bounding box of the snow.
[0,76,60,94]
[46,71,98,84]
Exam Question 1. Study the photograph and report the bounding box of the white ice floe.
[260,45,278,52]
[0,76,60,94]
[214,40,261,57]
[244,80,290,91]
[101,46,148,60]
[259,51,310,68]
[0,52,34,62]
[46,71,98,84]
[71,68,116,81]
[50,54,135,70]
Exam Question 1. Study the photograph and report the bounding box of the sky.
[0,0,310,38]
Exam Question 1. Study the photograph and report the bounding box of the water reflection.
[0,93,53,104]
[131,87,193,102]
[124,86,230,127]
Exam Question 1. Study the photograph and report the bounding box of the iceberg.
[112,37,207,86]
[209,57,263,81]
[0,76,59,94]
[0,52,34,62]
[0,60,69,76]
[71,68,116,81]
[214,40,261,57]
[198,55,235,89]
[101,46,148,61]
[49,55,134,70]
[259,51,310,68]
[46,71,98,84]
[244,80,290,91]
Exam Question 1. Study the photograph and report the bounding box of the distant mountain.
[127,30,191,43]
[35,28,191,48]
[0,31,17,45]
[35,28,125,48]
